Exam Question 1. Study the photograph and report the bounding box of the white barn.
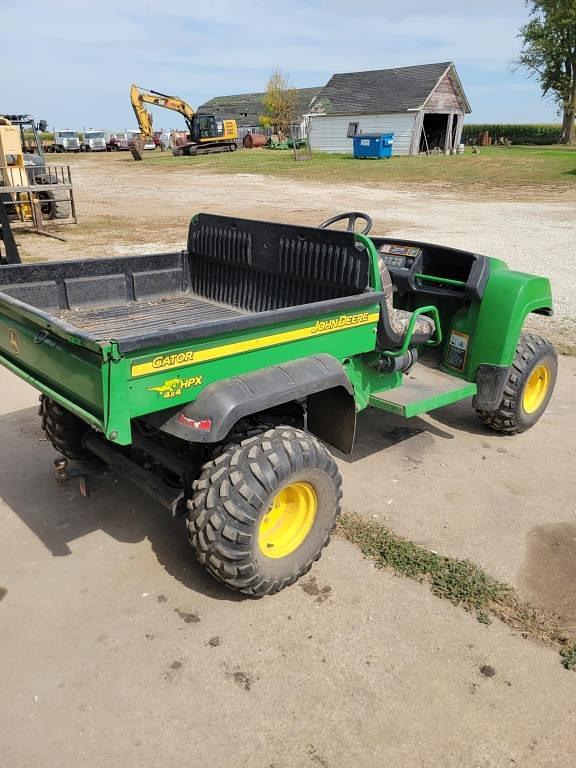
[307,62,471,156]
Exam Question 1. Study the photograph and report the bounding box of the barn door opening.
[420,113,449,152]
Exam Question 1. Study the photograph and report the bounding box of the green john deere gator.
[0,211,558,596]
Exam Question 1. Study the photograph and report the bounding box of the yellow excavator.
[129,85,238,160]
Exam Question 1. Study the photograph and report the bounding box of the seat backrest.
[187,213,371,312]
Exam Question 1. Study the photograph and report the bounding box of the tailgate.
[0,299,107,429]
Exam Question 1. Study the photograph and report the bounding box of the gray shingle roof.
[310,62,457,115]
[198,87,322,127]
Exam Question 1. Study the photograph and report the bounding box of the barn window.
[347,122,359,138]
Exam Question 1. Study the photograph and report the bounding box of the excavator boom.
[130,85,154,139]
[147,89,195,121]
[130,84,196,160]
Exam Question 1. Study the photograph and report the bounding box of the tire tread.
[186,426,342,597]
[39,395,92,460]
[477,333,556,434]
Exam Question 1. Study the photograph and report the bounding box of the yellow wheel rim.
[258,482,317,559]
[522,364,550,414]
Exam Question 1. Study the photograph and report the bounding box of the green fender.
[466,269,553,377]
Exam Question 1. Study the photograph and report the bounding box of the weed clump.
[560,643,576,671]
[337,513,509,613]
[336,512,575,670]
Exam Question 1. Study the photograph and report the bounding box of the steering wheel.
[318,211,373,235]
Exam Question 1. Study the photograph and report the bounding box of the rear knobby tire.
[39,395,92,461]
[186,426,342,597]
[476,333,557,434]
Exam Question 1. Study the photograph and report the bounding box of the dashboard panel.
[373,238,489,301]
[379,243,422,271]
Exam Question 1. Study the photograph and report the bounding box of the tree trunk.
[564,109,576,144]
[562,78,576,145]
[560,105,568,144]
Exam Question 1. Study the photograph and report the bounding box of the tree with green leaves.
[260,68,297,139]
[517,0,576,144]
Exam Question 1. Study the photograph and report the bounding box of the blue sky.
[1,0,560,130]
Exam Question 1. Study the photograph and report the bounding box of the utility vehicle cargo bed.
[0,214,382,353]
[0,214,388,444]
[54,294,247,340]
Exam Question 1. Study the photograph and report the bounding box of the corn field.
[462,124,562,145]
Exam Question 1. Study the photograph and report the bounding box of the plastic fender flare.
[467,270,553,378]
[145,354,355,449]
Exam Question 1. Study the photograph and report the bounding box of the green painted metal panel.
[0,310,105,416]
[369,380,477,418]
[0,353,106,430]
[105,304,382,444]
[469,270,553,373]
[341,354,400,411]
[441,261,553,381]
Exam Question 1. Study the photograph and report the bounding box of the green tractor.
[0,212,557,596]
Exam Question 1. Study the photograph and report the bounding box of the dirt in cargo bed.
[55,294,246,340]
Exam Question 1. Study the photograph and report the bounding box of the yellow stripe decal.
[131,311,379,378]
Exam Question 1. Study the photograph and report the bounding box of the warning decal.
[446,331,469,371]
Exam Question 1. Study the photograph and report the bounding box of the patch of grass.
[142,145,576,193]
[337,512,575,669]
[560,643,576,670]
[337,513,510,612]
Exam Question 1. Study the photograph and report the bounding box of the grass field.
[144,145,576,190]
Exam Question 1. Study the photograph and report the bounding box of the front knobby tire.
[477,333,557,434]
[186,426,342,597]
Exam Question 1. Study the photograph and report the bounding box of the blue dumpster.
[353,133,394,159]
